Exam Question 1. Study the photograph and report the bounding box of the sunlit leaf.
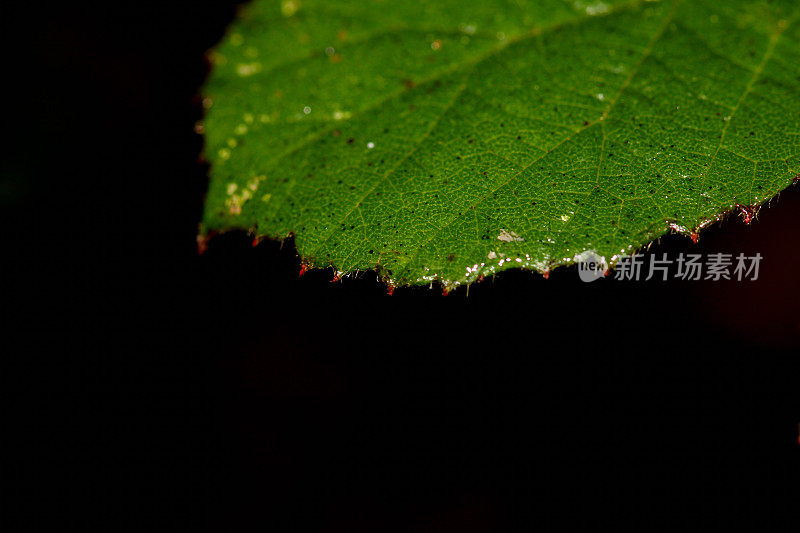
[201,0,799,288]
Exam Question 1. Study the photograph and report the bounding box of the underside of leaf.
[200,0,799,289]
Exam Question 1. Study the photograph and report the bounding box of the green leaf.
[200,0,799,289]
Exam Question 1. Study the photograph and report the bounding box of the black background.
[8,1,800,530]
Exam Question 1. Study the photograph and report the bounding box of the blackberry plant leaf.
[201,0,800,289]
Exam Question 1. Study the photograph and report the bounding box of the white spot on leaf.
[497,229,524,242]
[236,63,262,77]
